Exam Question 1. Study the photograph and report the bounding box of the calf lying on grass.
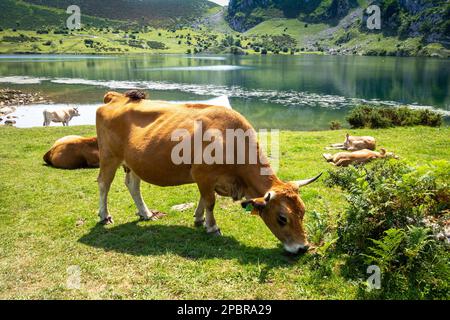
[327,133,376,151]
[43,135,99,169]
[323,148,398,167]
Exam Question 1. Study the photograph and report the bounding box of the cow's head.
[380,148,399,159]
[241,173,322,255]
[343,133,351,148]
[71,107,80,117]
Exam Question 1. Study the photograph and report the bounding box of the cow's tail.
[43,150,53,166]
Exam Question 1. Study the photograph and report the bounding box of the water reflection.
[0,54,448,130]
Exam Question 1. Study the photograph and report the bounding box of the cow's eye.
[277,214,288,227]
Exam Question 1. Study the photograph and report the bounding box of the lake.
[0,54,449,130]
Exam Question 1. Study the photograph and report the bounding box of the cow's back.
[44,136,98,169]
[96,98,255,186]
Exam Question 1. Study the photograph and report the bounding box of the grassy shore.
[0,125,448,299]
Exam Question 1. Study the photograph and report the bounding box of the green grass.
[0,125,448,299]
[0,28,220,54]
[245,18,328,46]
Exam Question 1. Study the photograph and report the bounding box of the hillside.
[0,0,124,29]
[227,0,360,31]
[228,0,450,57]
[0,0,448,57]
[24,0,218,26]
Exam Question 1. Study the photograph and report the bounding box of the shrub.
[306,210,330,245]
[329,120,342,130]
[147,41,167,50]
[361,226,449,299]
[84,39,94,47]
[346,105,443,128]
[325,160,450,298]
[54,29,68,35]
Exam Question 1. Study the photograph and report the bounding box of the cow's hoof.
[194,219,205,228]
[100,216,114,225]
[208,228,222,237]
[140,211,166,221]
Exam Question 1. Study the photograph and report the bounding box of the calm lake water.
[0,54,449,130]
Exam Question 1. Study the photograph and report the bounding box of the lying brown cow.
[96,90,321,254]
[327,133,376,151]
[323,148,398,167]
[43,135,99,169]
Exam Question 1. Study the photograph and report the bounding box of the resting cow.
[323,148,398,167]
[43,106,80,126]
[327,133,376,151]
[96,90,321,254]
[43,135,99,169]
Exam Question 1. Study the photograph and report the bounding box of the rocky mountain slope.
[227,0,450,49]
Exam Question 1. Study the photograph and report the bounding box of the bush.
[329,120,342,130]
[147,41,167,50]
[361,227,449,299]
[346,105,443,128]
[84,39,94,47]
[325,160,450,298]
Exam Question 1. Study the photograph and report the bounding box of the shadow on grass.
[79,221,307,268]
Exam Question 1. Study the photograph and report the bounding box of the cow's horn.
[292,172,323,188]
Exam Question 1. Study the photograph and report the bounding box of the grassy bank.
[0,125,448,299]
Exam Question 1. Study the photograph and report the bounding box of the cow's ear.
[241,198,266,215]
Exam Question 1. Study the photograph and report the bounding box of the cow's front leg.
[97,159,121,224]
[198,188,221,236]
[194,197,205,227]
[124,168,158,221]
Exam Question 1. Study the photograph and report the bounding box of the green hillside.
[0,0,125,29]
[24,0,218,26]
[0,0,448,57]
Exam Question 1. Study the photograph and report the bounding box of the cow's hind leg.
[124,168,159,221]
[97,158,121,224]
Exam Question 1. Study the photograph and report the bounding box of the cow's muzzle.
[283,243,310,255]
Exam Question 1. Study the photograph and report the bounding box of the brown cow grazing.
[323,148,399,167]
[96,90,321,254]
[43,135,99,169]
[327,133,376,151]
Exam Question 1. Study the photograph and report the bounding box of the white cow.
[43,106,80,126]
